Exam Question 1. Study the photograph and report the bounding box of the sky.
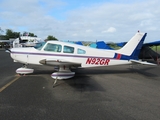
[0,0,160,43]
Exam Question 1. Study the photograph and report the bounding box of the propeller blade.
[5,47,11,53]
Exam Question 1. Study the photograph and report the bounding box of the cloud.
[0,0,160,42]
[86,29,92,33]
[102,27,116,33]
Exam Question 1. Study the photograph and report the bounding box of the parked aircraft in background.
[115,41,160,63]
[87,38,160,64]
[7,31,156,85]
[13,36,42,48]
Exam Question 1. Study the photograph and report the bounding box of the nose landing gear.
[16,64,34,75]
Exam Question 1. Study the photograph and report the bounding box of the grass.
[150,46,160,53]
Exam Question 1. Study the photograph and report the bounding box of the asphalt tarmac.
[0,50,160,120]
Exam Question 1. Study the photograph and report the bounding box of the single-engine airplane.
[7,31,156,85]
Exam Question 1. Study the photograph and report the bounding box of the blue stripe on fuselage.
[11,51,110,59]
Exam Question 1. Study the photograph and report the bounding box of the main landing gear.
[51,65,75,87]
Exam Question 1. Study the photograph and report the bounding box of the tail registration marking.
[86,58,110,65]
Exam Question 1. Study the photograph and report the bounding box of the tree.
[5,29,20,39]
[0,29,38,40]
[29,32,37,37]
[46,35,58,41]
[0,34,8,40]
[22,32,37,37]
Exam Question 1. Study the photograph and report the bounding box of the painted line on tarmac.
[0,76,20,92]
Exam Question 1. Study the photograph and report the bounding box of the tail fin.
[115,32,147,60]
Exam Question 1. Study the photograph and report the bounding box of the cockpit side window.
[44,43,62,52]
[34,42,46,50]
[63,46,74,53]
[77,48,86,54]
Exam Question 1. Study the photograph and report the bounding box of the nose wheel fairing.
[16,65,34,75]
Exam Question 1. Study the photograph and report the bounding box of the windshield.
[34,42,46,50]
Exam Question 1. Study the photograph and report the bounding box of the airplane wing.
[39,59,81,67]
[130,59,157,66]
[144,40,160,46]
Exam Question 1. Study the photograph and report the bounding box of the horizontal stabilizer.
[130,59,157,66]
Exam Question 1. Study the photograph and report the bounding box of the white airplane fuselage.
[10,41,132,68]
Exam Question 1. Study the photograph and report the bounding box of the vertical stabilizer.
[116,32,147,59]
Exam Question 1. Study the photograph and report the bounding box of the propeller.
[5,47,11,53]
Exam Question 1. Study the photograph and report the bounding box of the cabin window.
[63,46,74,53]
[77,48,86,54]
[34,42,46,50]
[44,43,62,52]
